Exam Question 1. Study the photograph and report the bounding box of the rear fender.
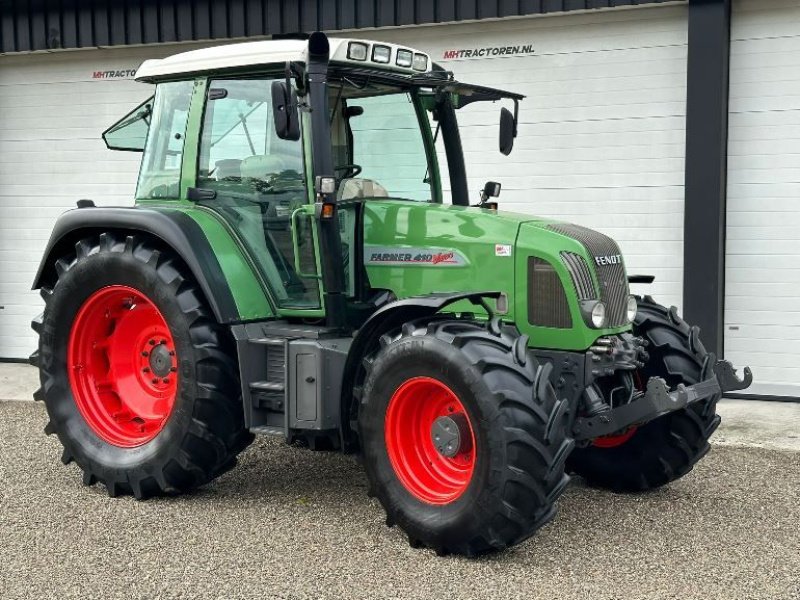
[32,206,267,324]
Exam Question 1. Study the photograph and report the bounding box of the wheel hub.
[430,414,470,458]
[147,342,173,378]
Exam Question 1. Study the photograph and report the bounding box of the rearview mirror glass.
[271,81,300,141]
[499,107,515,156]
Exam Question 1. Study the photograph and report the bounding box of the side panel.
[168,206,274,320]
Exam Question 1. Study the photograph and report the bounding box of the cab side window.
[136,80,193,199]
[197,78,304,194]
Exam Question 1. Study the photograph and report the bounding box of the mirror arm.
[512,98,519,138]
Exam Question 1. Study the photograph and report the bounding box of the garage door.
[0,44,193,359]
[726,0,800,398]
[364,4,689,311]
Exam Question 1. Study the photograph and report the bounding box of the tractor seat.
[240,154,288,181]
[213,159,242,180]
[337,178,389,201]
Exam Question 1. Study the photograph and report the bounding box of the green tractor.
[31,32,751,556]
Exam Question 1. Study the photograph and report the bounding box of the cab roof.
[135,37,436,82]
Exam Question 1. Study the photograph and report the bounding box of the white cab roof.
[135,37,434,81]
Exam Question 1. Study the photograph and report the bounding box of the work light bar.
[334,39,432,73]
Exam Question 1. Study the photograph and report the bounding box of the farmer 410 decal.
[365,246,468,267]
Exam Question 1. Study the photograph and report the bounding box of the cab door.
[193,77,324,316]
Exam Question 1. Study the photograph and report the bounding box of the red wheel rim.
[592,371,642,448]
[384,377,476,505]
[592,427,638,448]
[67,285,178,447]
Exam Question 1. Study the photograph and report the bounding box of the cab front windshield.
[328,80,438,203]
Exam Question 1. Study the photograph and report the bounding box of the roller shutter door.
[725,0,800,398]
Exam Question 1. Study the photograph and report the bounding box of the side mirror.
[271,81,300,141]
[499,107,515,156]
[481,181,501,202]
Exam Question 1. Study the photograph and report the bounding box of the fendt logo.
[442,44,535,60]
[594,254,623,267]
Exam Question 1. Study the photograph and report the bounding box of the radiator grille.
[527,257,572,329]
[549,223,630,327]
[560,251,596,301]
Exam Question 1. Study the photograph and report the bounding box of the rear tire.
[32,233,253,499]
[358,318,574,556]
[566,297,721,492]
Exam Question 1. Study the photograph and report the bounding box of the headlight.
[412,53,429,71]
[396,49,413,68]
[372,45,391,64]
[347,42,368,61]
[591,302,606,328]
[626,295,637,323]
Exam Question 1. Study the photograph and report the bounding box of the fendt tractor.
[31,33,752,556]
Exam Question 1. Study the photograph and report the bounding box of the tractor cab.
[102,33,522,329]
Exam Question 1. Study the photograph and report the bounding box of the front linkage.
[572,339,753,441]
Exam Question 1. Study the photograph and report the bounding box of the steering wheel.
[334,164,362,179]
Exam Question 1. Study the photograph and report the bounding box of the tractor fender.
[32,206,241,323]
[339,291,501,448]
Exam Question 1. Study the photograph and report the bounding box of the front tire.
[32,233,253,499]
[567,297,721,492]
[358,318,574,556]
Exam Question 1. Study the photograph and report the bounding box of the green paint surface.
[141,203,274,321]
[364,201,630,351]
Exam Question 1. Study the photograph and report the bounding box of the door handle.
[290,207,322,280]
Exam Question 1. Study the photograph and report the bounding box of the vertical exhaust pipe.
[306,32,347,329]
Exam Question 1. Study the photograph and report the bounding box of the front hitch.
[572,359,752,441]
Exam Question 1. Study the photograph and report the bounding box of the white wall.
[0,45,186,358]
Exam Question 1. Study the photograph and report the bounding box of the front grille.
[528,257,572,329]
[560,251,596,300]
[549,223,630,327]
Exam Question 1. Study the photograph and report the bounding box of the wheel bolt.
[143,367,150,373]
[160,339,167,345]
[151,378,159,384]
[170,366,177,372]
[169,351,175,356]
[162,378,170,384]
[149,339,156,346]
[141,351,149,357]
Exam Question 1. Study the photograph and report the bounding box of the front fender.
[339,290,501,448]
